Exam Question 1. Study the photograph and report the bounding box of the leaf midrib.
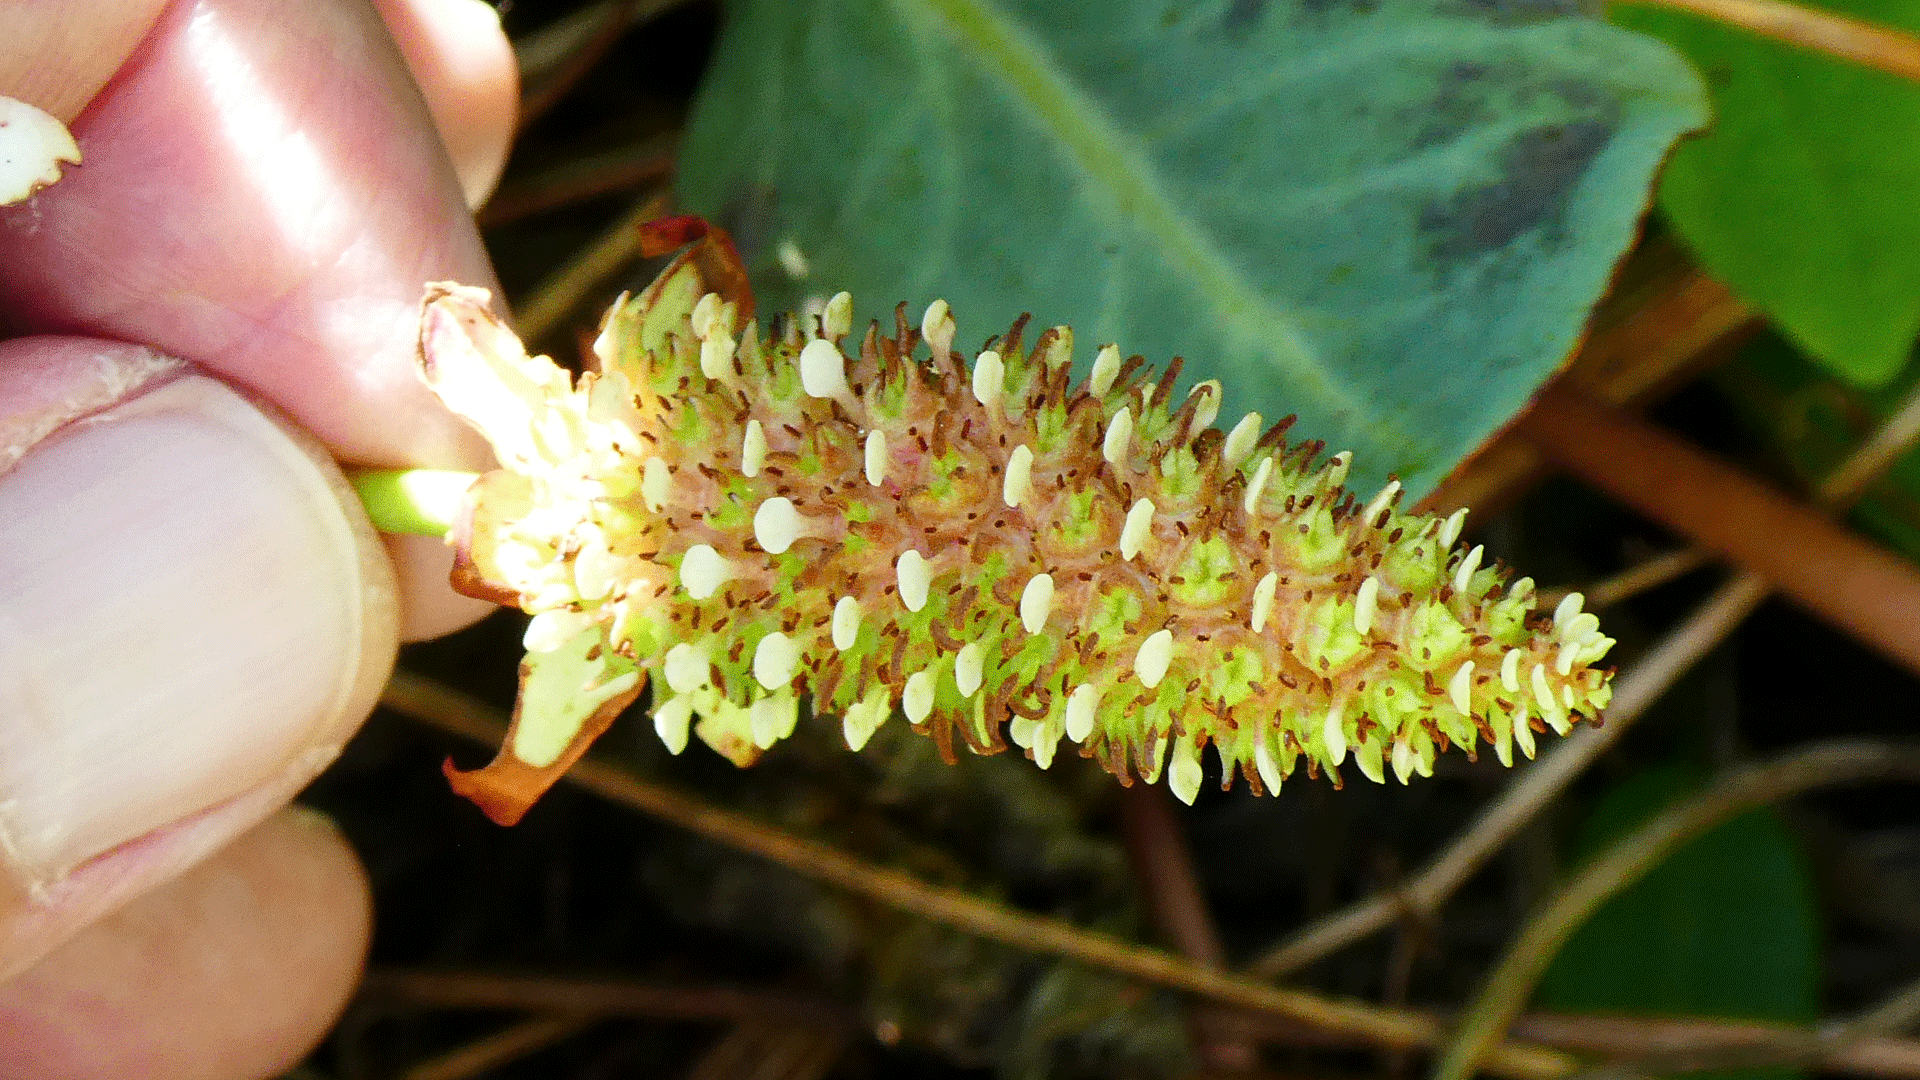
[897,0,1361,420]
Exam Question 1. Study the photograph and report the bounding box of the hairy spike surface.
[417,233,1615,823]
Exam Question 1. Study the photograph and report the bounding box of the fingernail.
[0,370,398,884]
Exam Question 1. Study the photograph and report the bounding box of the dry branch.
[1617,0,1920,83]
[381,671,1574,1080]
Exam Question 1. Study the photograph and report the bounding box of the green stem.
[349,468,480,536]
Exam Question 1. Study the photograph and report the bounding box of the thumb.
[0,340,397,979]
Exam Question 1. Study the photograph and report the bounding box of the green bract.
[418,231,1613,825]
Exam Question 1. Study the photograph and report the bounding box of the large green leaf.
[1616,0,1920,387]
[677,0,1706,496]
[1539,767,1820,1080]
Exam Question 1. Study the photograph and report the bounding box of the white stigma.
[1450,660,1476,715]
[1254,739,1283,794]
[842,688,890,751]
[832,596,862,651]
[1392,738,1416,785]
[700,330,736,380]
[763,694,798,744]
[1562,611,1601,644]
[822,290,853,339]
[1353,575,1380,636]
[1323,450,1352,488]
[1501,647,1523,693]
[1036,325,1073,368]
[1033,729,1060,772]
[1135,629,1174,689]
[749,695,786,750]
[954,642,985,698]
[1357,741,1387,785]
[1242,456,1273,515]
[663,642,708,694]
[753,631,799,690]
[1549,695,1575,735]
[691,292,722,338]
[1362,479,1402,524]
[1066,684,1100,742]
[1009,717,1037,750]
[1513,707,1537,759]
[1250,571,1279,633]
[1553,591,1586,635]
[754,497,802,555]
[1089,344,1121,396]
[741,419,767,478]
[1167,737,1203,806]
[1185,380,1221,431]
[799,338,850,400]
[641,456,671,512]
[972,349,1005,409]
[903,670,936,723]
[864,429,888,486]
[1121,498,1155,561]
[1452,544,1484,595]
[591,292,628,367]
[679,544,731,600]
[1003,444,1034,507]
[1323,703,1348,766]
[653,695,693,755]
[1531,662,1564,728]
[1102,406,1134,465]
[1019,573,1055,634]
[1556,637,1583,676]
[738,319,759,366]
[1439,506,1469,548]
[573,532,619,602]
[1222,411,1262,468]
[523,608,594,654]
[896,550,931,612]
[921,299,955,358]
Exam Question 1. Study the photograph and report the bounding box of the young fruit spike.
[418,218,1614,825]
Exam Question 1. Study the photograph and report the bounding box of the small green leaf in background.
[678,0,1706,497]
[1615,0,1920,387]
[1539,766,1820,1080]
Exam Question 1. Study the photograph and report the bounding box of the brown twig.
[1548,548,1711,612]
[1117,784,1259,1071]
[516,190,672,343]
[380,671,1573,1079]
[399,1014,593,1080]
[1858,973,1920,1035]
[1435,741,1920,1080]
[477,133,679,228]
[1216,1007,1920,1079]
[1518,382,1920,678]
[1562,970,1920,1080]
[683,1023,851,1080]
[1615,0,1920,84]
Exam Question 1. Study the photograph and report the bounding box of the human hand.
[0,0,516,1075]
